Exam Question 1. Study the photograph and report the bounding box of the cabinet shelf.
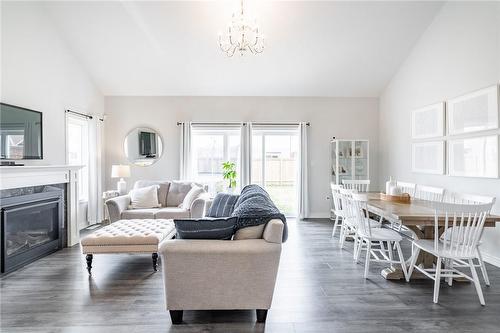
[330,139,369,185]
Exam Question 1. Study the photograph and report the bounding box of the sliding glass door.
[251,126,300,216]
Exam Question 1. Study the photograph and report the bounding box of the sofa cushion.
[167,181,194,207]
[155,207,190,219]
[121,208,159,220]
[207,193,239,217]
[134,180,170,207]
[129,185,161,209]
[174,217,237,240]
[233,224,265,240]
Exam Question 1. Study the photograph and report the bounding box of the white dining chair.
[342,179,370,192]
[442,192,496,286]
[330,184,345,238]
[348,193,408,280]
[407,201,494,305]
[414,185,444,202]
[396,181,416,197]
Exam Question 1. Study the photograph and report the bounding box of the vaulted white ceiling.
[43,1,443,97]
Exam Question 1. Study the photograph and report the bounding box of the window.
[67,116,89,201]
[190,125,241,194]
[251,126,300,216]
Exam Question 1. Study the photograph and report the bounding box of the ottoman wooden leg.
[169,310,183,324]
[152,253,159,271]
[86,254,93,275]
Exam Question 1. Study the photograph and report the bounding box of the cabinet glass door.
[354,141,368,179]
[338,141,352,184]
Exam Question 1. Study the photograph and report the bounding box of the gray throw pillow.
[174,217,237,240]
[207,193,239,217]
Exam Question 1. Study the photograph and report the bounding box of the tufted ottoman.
[80,219,176,274]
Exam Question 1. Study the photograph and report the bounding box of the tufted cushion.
[167,181,194,207]
[80,219,176,246]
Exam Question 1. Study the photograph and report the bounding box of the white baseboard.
[304,213,331,219]
[481,252,500,268]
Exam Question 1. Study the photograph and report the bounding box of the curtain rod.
[176,121,310,126]
[65,109,104,121]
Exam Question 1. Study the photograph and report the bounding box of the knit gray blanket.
[231,184,288,242]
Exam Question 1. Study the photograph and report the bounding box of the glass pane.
[264,134,298,216]
[354,141,368,179]
[338,141,352,182]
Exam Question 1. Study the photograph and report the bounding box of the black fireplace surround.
[1,185,64,274]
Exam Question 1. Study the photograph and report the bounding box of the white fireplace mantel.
[0,165,83,247]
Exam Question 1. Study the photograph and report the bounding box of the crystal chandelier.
[218,0,265,57]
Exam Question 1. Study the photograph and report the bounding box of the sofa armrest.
[263,219,284,244]
[190,197,206,218]
[159,239,282,310]
[105,195,131,222]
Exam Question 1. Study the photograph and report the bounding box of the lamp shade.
[111,165,131,178]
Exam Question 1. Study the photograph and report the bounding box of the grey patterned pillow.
[207,193,239,217]
[174,217,237,240]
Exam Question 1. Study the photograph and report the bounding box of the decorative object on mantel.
[218,0,265,57]
[111,165,131,195]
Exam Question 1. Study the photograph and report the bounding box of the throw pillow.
[174,217,237,240]
[167,181,195,207]
[133,180,170,207]
[207,193,239,217]
[181,185,205,210]
[129,185,161,209]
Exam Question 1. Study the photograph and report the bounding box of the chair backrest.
[445,191,495,209]
[414,185,444,202]
[338,188,356,218]
[330,184,344,213]
[396,181,416,197]
[350,192,371,238]
[342,179,370,192]
[432,201,493,257]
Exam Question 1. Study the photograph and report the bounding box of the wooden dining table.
[365,193,500,280]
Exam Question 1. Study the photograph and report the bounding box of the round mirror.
[124,127,163,166]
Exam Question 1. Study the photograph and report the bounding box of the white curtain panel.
[298,122,310,219]
[179,122,192,180]
[240,122,252,187]
[87,116,103,224]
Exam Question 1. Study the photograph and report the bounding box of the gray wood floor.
[2,219,500,333]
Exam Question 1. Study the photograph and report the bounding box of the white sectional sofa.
[105,180,207,222]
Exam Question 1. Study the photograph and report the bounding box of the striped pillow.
[207,193,239,217]
[174,217,237,240]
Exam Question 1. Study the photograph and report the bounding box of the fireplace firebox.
[1,187,64,274]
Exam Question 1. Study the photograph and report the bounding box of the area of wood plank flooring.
[2,219,500,333]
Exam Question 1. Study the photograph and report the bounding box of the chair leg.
[339,225,346,248]
[477,248,490,286]
[395,242,408,282]
[469,259,485,306]
[447,259,453,287]
[355,239,363,263]
[353,234,359,260]
[364,242,371,279]
[332,215,340,238]
[433,257,442,304]
[386,241,394,269]
[407,246,420,279]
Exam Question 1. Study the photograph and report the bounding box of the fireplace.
[1,186,64,274]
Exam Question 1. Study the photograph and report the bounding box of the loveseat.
[105,180,207,223]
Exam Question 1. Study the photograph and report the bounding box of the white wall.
[104,96,379,218]
[1,2,104,165]
[379,2,500,264]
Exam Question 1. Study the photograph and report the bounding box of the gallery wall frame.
[411,102,445,139]
[412,141,445,175]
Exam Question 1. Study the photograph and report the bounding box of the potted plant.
[222,161,237,193]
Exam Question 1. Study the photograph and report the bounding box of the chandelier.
[218,0,265,57]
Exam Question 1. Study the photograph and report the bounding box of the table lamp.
[111,165,131,195]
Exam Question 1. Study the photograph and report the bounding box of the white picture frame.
[448,135,498,178]
[447,85,499,135]
[411,102,445,139]
[412,141,445,175]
